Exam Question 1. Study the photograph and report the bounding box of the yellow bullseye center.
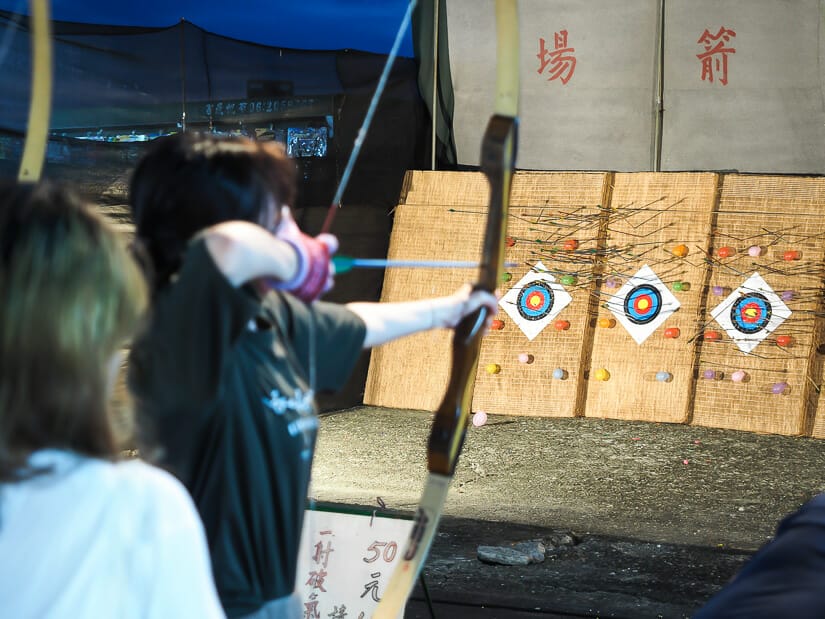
[528,295,542,309]
[637,298,650,311]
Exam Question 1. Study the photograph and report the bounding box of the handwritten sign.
[296,507,413,619]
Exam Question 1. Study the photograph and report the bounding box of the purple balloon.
[772,382,789,395]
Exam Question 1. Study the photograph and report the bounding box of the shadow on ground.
[311,407,825,618]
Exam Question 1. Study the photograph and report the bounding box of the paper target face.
[711,272,791,353]
[606,265,680,345]
[499,261,572,341]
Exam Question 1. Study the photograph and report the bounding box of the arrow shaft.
[349,258,489,269]
[320,0,419,234]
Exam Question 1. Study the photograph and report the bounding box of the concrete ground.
[311,406,825,618]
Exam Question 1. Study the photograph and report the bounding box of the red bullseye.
[634,295,652,313]
[740,302,763,324]
[526,291,545,310]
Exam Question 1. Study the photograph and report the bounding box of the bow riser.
[477,114,518,290]
[427,114,518,477]
[427,330,482,475]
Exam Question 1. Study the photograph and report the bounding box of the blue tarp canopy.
[0,0,416,55]
[0,0,455,205]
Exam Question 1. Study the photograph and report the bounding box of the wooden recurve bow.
[373,1,519,615]
[17,0,53,183]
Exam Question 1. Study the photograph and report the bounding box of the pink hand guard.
[276,232,333,303]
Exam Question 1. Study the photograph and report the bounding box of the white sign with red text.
[296,508,413,618]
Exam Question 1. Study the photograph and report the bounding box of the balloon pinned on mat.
[771,382,790,395]
[672,281,690,292]
[593,368,610,381]
[672,244,689,258]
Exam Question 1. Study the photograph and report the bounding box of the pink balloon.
[731,370,747,383]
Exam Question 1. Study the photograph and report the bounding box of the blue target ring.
[517,282,555,321]
[624,284,662,325]
[730,293,771,334]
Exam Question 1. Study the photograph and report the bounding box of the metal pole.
[179,18,187,132]
[653,0,665,171]
[431,0,440,170]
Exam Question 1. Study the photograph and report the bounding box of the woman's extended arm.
[347,284,498,349]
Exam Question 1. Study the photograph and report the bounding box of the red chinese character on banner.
[697,27,736,85]
[312,540,335,568]
[537,30,576,85]
[303,598,320,619]
[305,569,328,593]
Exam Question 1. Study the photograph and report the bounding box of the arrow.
[332,255,518,274]
[319,0,418,235]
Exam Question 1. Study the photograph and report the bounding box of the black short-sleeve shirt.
[128,239,366,617]
[693,493,825,619]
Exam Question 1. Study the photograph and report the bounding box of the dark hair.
[0,181,147,482]
[129,132,297,289]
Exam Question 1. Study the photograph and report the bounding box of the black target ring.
[517,282,555,321]
[624,284,662,325]
[730,293,772,334]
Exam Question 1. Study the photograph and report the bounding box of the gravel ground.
[311,406,825,617]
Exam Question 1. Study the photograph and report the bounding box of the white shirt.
[0,450,225,619]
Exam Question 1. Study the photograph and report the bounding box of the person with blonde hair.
[127,132,498,618]
[0,181,224,618]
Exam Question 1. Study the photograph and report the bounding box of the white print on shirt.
[262,388,318,460]
[262,387,314,415]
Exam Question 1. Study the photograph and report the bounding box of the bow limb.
[373,1,519,615]
[17,0,53,182]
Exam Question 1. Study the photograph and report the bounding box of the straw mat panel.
[364,171,489,410]
[809,313,825,437]
[471,172,611,417]
[693,175,825,436]
[584,173,719,423]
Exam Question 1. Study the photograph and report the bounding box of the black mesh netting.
[1,13,431,212]
[1,11,443,408]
